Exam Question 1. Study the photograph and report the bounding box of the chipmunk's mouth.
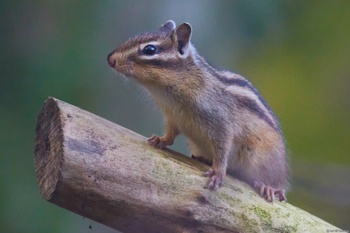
[115,64,134,77]
[108,58,116,68]
[107,51,135,77]
[107,50,117,68]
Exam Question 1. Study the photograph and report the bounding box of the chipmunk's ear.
[174,23,192,55]
[159,20,176,34]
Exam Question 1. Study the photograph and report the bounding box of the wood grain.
[34,97,339,233]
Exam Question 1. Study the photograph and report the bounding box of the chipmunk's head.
[107,20,194,85]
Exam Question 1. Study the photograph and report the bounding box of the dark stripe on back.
[216,75,276,119]
[188,55,280,131]
[198,60,281,132]
[235,95,277,130]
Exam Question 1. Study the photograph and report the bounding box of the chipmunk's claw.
[253,181,287,203]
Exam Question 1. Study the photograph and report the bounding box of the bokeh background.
[1,1,349,232]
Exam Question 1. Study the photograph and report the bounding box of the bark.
[34,97,339,233]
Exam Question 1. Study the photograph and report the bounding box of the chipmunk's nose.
[107,51,116,68]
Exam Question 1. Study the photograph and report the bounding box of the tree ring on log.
[34,97,64,201]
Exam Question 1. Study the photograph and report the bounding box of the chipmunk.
[107,20,289,202]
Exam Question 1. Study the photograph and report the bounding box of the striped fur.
[192,53,281,133]
[108,20,289,202]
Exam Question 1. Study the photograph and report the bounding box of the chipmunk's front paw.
[204,168,225,191]
[147,134,172,149]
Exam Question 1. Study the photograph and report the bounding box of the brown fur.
[107,20,289,202]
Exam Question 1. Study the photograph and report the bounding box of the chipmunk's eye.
[142,44,157,55]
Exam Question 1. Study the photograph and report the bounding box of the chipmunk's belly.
[174,112,215,160]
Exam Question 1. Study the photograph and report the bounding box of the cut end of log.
[34,97,63,201]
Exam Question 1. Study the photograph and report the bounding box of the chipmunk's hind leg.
[253,181,287,203]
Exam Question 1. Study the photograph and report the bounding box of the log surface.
[34,97,339,233]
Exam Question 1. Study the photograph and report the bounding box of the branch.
[34,97,339,233]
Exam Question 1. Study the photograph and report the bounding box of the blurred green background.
[1,1,349,232]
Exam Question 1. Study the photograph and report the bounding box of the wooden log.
[34,97,339,233]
